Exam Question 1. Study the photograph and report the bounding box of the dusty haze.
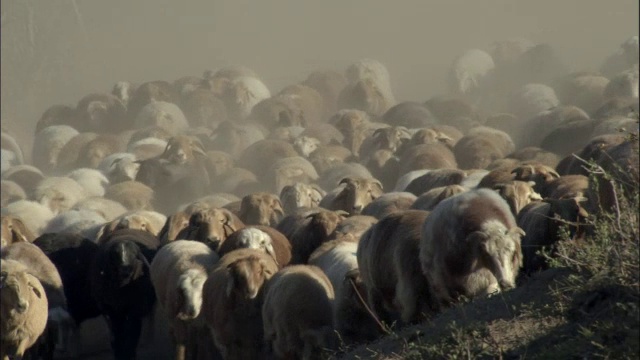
[1,0,637,150]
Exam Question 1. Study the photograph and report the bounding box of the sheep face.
[175,269,207,321]
[371,127,411,154]
[472,222,524,291]
[339,178,384,215]
[161,136,206,165]
[494,181,542,216]
[240,193,285,227]
[189,209,239,250]
[112,81,133,106]
[226,256,274,300]
[280,183,324,214]
[116,215,158,236]
[1,216,32,248]
[107,241,145,287]
[0,271,43,316]
[293,136,321,158]
[235,228,276,260]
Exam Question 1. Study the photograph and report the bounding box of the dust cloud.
[1,0,637,146]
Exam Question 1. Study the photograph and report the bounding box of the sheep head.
[239,193,285,227]
[1,216,34,249]
[294,136,321,158]
[233,228,278,265]
[0,270,45,316]
[188,208,243,251]
[371,126,411,154]
[161,135,207,165]
[493,181,542,216]
[338,177,384,215]
[175,268,207,321]
[470,223,524,291]
[158,211,190,244]
[280,183,325,214]
[511,163,560,193]
[106,240,146,287]
[225,255,275,300]
[306,210,348,238]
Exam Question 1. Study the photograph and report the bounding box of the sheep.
[364,149,401,191]
[71,197,128,223]
[287,209,348,265]
[159,135,207,166]
[393,169,431,192]
[179,207,245,251]
[357,210,434,325]
[592,115,639,138]
[489,38,535,67]
[603,66,639,100]
[358,126,412,159]
[33,177,87,215]
[517,198,589,275]
[202,66,260,95]
[34,104,78,133]
[600,36,639,78]
[420,189,525,310]
[280,182,326,215]
[539,119,600,157]
[399,143,458,174]
[180,88,228,128]
[204,150,235,178]
[293,136,322,158]
[329,109,372,157]
[111,81,137,108]
[346,58,396,106]
[338,77,394,118]
[32,125,79,173]
[262,265,337,360]
[382,101,438,129]
[1,164,45,200]
[209,120,266,159]
[217,227,279,265]
[43,209,106,235]
[318,162,373,191]
[127,137,169,161]
[98,152,140,184]
[511,163,561,195]
[509,83,560,121]
[493,181,543,216]
[454,131,511,170]
[219,76,271,121]
[448,49,495,97]
[2,242,72,357]
[320,177,384,215]
[53,132,99,172]
[1,130,24,166]
[589,139,639,213]
[89,229,158,360]
[329,215,378,242]
[1,149,19,175]
[249,95,305,130]
[1,180,27,207]
[96,211,166,243]
[552,72,610,115]
[104,181,155,212]
[0,260,49,360]
[361,192,417,219]
[1,215,35,248]
[74,93,128,133]
[308,144,354,175]
[134,101,190,136]
[202,248,279,360]
[403,169,467,196]
[278,84,326,125]
[592,96,639,120]
[150,240,220,360]
[542,175,589,200]
[238,139,299,179]
[506,147,560,169]
[424,95,482,127]
[178,194,241,214]
[3,200,55,237]
[126,80,181,121]
[158,211,191,246]
[266,156,319,194]
[65,168,110,197]
[407,127,456,150]
[238,192,285,227]
[557,134,627,176]
[301,70,349,114]
[411,185,468,211]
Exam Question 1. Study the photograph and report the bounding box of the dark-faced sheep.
[286,209,348,265]
[202,248,278,360]
[420,189,524,310]
[357,210,434,325]
[262,265,337,360]
[150,240,220,360]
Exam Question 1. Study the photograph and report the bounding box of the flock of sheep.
[1,34,639,360]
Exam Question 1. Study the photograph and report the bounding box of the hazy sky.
[1,0,638,138]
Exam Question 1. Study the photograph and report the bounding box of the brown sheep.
[267,156,320,195]
[1,261,49,360]
[286,209,348,265]
[424,95,481,126]
[104,181,155,212]
[511,163,561,195]
[543,175,589,199]
[278,84,326,125]
[589,139,639,213]
[238,193,285,227]
[178,208,245,251]
[238,139,299,179]
[557,134,626,176]
[262,265,337,360]
[399,143,458,175]
[35,104,78,133]
[518,105,590,149]
[507,147,560,169]
[280,182,326,215]
[408,128,456,149]
[54,132,99,172]
[403,169,467,196]
[96,212,163,244]
[329,109,372,157]
[320,177,384,215]
[204,150,235,178]
[420,189,524,310]
[410,184,468,211]
[308,144,354,175]
[1,215,35,248]
[361,192,417,219]
[202,249,278,360]
[74,93,128,133]
[249,95,305,130]
[126,80,181,120]
[180,88,228,128]
[150,240,220,360]
[383,101,438,128]
[158,211,191,246]
[218,225,292,268]
[517,198,590,275]
[329,215,378,242]
[359,126,412,158]
[75,134,125,169]
[364,149,401,191]
[357,210,434,325]
[493,181,543,216]
[454,134,506,170]
[337,78,393,118]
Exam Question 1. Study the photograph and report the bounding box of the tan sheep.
[285,209,348,265]
[1,260,49,360]
[262,265,337,360]
[150,240,220,360]
[158,211,191,246]
[357,210,434,325]
[542,175,589,199]
[179,208,245,251]
[410,184,468,211]
[280,182,326,215]
[104,180,155,212]
[398,143,458,175]
[320,177,384,215]
[202,248,279,360]
[238,192,285,227]
[1,180,27,207]
[361,192,417,219]
[159,135,207,166]
[493,181,543,216]
[33,177,88,215]
[329,215,378,242]
[1,215,35,249]
[96,211,166,244]
[218,226,292,268]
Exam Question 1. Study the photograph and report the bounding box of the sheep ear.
[548,168,560,179]
[372,179,383,192]
[371,128,385,139]
[335,210,350,217]
[508,227,526,237]
[511,165,534,178]
[191,140,207,156]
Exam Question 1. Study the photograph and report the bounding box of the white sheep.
[43,209,107,235]
[71,196,128,222]
[150,240,220,360]
[134,101,190,135]
[3,200,55,237]
[32,125,79,172]
[510,83,560,121]
[98,152,140,184]
[262,264,336,360]
[34,177,88,215]
[1,260,49,360]
[224,76,271,120]
[448,49,495,97]
[66,168,110,197]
